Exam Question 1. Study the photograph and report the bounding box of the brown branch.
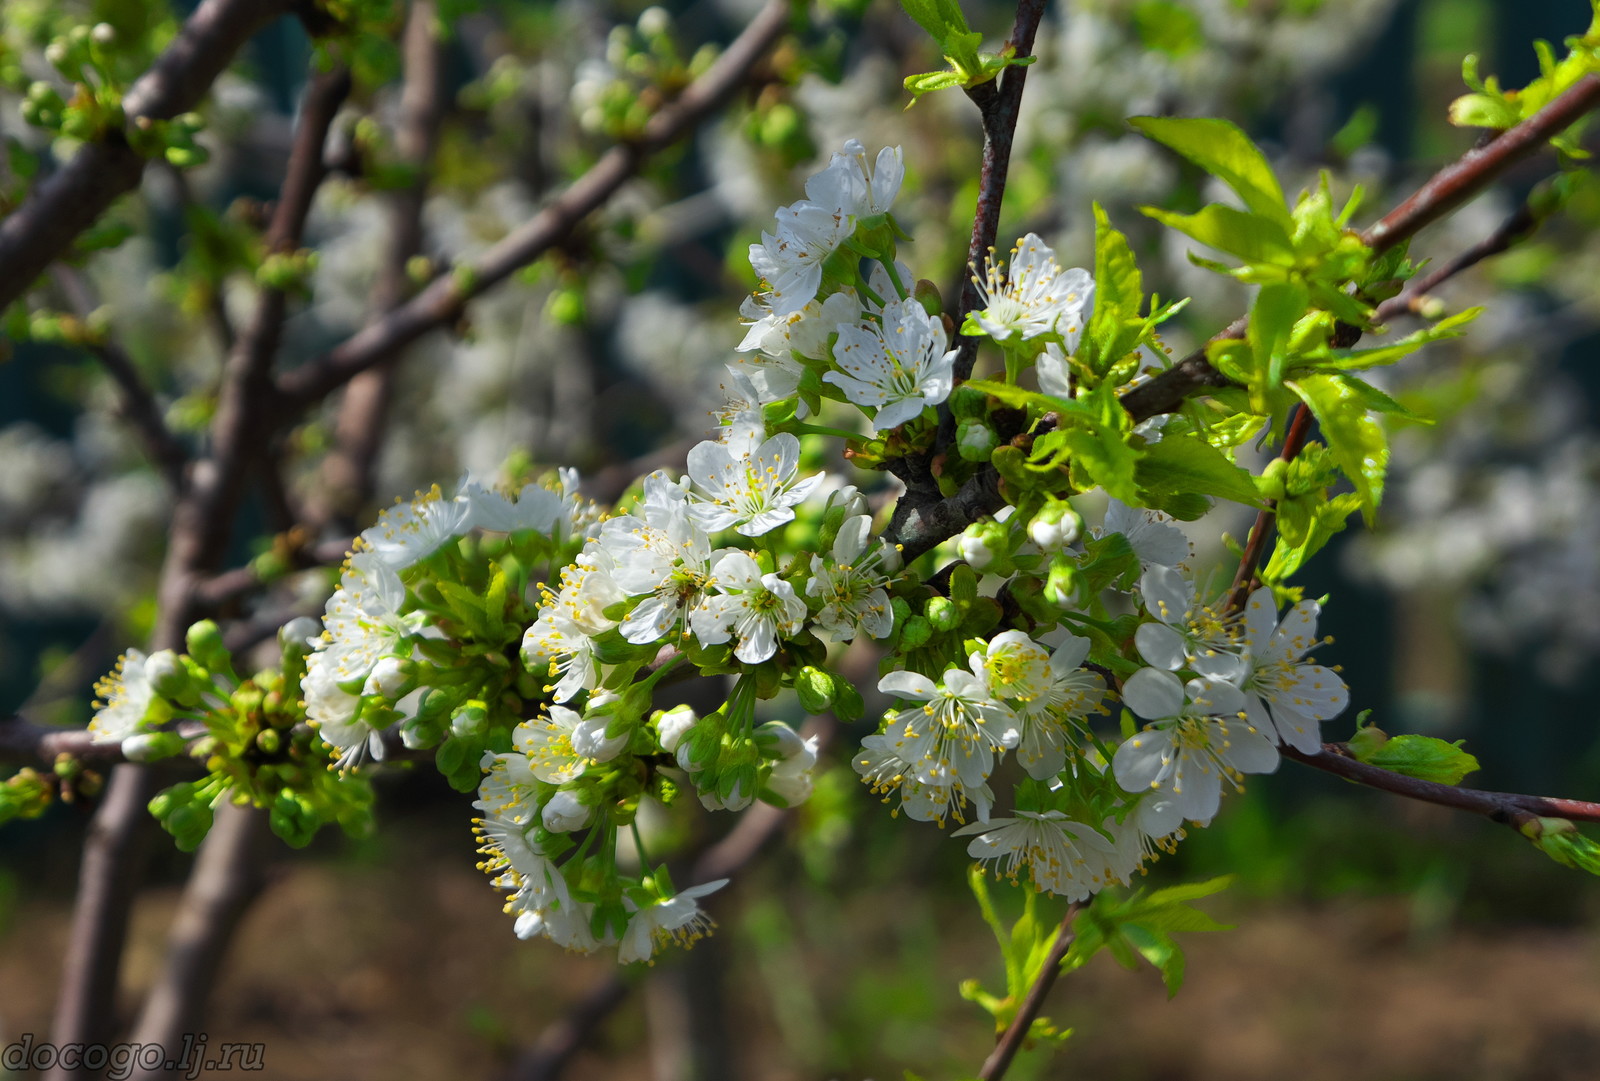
[1118,73,1600,423]
[50,267,188,489]
[977,902,1083,1081]
[0,0,294,311]
[193,536,354,609]
[312,0,449,530]
[1371,201,1540,324]
[46,64,350,1078]
[273,0,793,416]
[44,767,162,1081]
[127,802,273,1081]
[1284,742,1600,825]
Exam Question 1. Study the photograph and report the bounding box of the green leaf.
[1081,203,1144,377]
[1130,116,1292,229]
[1142,204,1295,266]
[1250,279,1311,401]
[1287,372,1388,522]
[1325,307,1481,371]
[1352,733,1480,785]
[1134,434,1262,512]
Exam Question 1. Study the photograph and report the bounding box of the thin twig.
[0,0,294,311]
[273,0,793,415]
[50,265,190,488]
[977,902,1083,1081]
[1372,201,1541,324]
[949,0,1049,386]
[1224,403,1314,612]
[1285,742,1600,824]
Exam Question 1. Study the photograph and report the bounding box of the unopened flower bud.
[754,720,805,760]
[542,789,591,832]
[957,420,998,462]
[573,715,629,762]
[793,665,836,714]
[451,700,489,739]
[654,705,697,754]
[1028,498,1082,552]
[362,656,408,699]
[279,617,322,658]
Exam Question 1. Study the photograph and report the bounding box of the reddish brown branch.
[274,0,793,416]
[1224,403,1313,612]
[1372,201,1540,324]
[949,0,1050,385]
[1285,743,1600,824]
[0,0,294,311]
[977,902,1083,1081]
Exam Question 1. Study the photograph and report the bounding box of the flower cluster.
[85,139,1366,962]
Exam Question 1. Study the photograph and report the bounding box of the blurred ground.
[3,795,1599,1081]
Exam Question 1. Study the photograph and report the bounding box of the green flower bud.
[956,419,998,462]
[794,665,836,714]
[1027,497,1082,553]
[991,444,1031,489]
[832,679,865,723]
[451,700,489,739]
[1044,556,1083,608]
[185,620,230,672]
[948,385,989,422]
[926,595,960,632]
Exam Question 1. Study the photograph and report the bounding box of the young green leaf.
[1134,434,1263,511]
[1130,116,1293,230]
[1350,732,1481,785]
[1286,372,1388,522]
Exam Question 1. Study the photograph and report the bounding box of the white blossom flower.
[854,731,994,824]
[807,139,904,219]
[971,232,1094,343]
[685,432,823,537]
[1133,565,1246,681]
[825,297,957,431]
[749,201,853,317]
[521,561,626,702]
[691,551,807,663]
[806,514,894,642]
[1236,587,1350,754]
[542,789,592,833]
[954,810,1129,900]
[766,734,819,806]
[979,632,1105,779]
[618,879,729,964]
[359,485,472,570]
[876,663,1020,801]
[600,489,720,645]
[1113,668,1278,835]
[461,478,565,534]
[304,553,429,766]
[89,648,158,743]
[1036,341,1074,399]
[1099,498,1191,568]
